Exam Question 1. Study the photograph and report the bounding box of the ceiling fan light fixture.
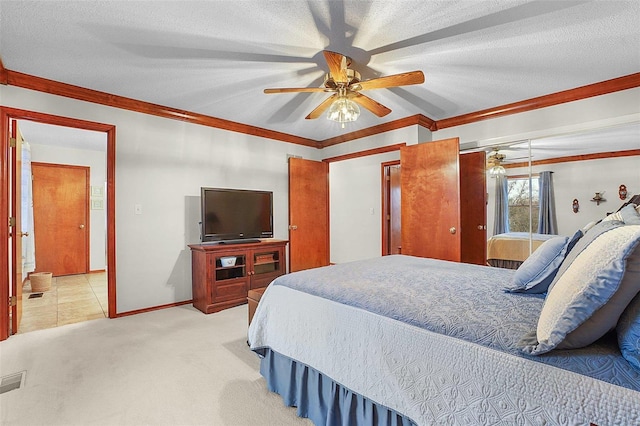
[489,164,506,178]
[327,97,360,128]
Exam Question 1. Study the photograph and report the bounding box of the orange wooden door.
[400,138,461,261]
[10,120,24,333]
[288,157,329,272]
[32,163,89,276]
[382,162,402,255]
[460,151,487,265]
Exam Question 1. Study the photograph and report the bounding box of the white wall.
[329,151,401,263]
[29,143,107,271]
[1,85,318,313]
[324,125,429,264]
[433,88,640,147]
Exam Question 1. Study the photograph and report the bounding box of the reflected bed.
[487,232,556,269]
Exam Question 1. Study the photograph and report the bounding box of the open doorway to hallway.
[2,107,116,341]
[14,121,108,334]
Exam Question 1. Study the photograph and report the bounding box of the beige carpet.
[0,304,312,426]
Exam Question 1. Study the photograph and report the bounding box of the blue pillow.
[504,236,570,294]
[620,203,640,225]
[618,292,640,371]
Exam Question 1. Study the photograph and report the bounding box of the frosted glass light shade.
[489,165,506,178]
[327,98,360,123]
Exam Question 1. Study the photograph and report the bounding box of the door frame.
[1,107,117,340]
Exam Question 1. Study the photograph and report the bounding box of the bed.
[486,232,556,269]
[249,213,640,425]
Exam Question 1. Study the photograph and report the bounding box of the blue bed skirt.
[255,347,416,426]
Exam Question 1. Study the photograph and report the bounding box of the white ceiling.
[1,0,639,144]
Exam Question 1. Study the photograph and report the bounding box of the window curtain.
[493,175,510,235]
[537,171,558,234]
[22,141,36,275]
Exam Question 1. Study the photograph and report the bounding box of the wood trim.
[5,69,320,149]
[319,115,422,147]
[115,300,192,318]
[507,173,540,179]
[417,114,438,131]
[322,142,406,163]
[436,73,640,130]
[106,123,116,318]
[0,110,9,340]
[505,149,640,169]
[0,58,7,85]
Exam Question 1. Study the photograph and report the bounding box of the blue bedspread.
[272,255,640,391]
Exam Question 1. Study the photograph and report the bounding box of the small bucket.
[30,272,52,292]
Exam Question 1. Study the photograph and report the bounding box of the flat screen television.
[200,187,273,243]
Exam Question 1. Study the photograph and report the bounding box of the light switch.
[134,204,142,215]
[369,207,375,215]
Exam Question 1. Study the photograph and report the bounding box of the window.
[507,176,539,232]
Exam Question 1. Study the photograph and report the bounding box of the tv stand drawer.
[212,281,247,303]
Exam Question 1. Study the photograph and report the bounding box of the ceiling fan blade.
[305,94,338,120]
[264,87,328,94]
[356,70,425,91]
[323,50,349,84]
[351,93,392,117]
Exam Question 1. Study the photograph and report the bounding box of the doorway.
[1,108,116,341]
[381,161,401,255]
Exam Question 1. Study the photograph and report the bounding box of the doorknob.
[19,232,30,237]
[449,227,457,234]
[79,224,85,229]
[288,225,298,230]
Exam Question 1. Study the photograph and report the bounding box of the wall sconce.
[591,192,606,206]
[572,199,579,213]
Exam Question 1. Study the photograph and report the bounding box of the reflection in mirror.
[465,121,640,269]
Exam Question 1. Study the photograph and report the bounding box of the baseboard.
[116,300,192,318]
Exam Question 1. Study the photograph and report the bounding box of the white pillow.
[602,210,624,222]
[521,225,640,355]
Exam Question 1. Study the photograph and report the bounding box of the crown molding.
[436,73,640,130]
[319,115,425,148]
[504,148,640,169]
[0,58,8,85]
[2,67,638,149]
[4,69,320,148]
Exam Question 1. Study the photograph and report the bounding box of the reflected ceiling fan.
[486,148,529,177]
[264,50,425,126]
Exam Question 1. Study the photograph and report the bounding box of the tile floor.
[18,272,108,334]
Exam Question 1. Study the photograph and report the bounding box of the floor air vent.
[28,293,44,299]
[0,371,26,394]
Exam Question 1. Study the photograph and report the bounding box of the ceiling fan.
[486,148,530,177]
[263,50,425,125]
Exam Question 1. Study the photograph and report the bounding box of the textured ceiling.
[1,0,640,142]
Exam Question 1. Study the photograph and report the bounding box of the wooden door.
[460,151,487,265]
[32,163,89,276]
[10,120,23,333]
[288,157,329,272]
[382,162,402,255]
[400,138,461,261]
